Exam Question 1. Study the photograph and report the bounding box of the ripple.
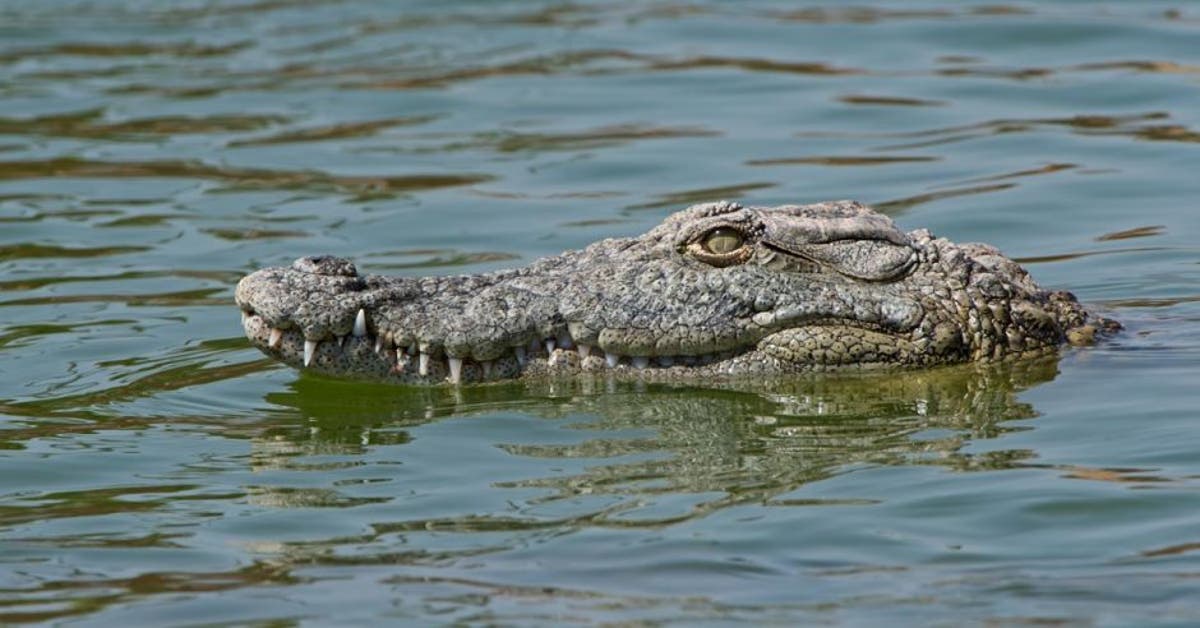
[838,94,946,107]
[0,287,227,308]
[625,182,778,210]
[1096,226,1166,242]
[354,49,645,90]
[0,484,202,526]
[0,269,238,292]
[647,55,863,76]
[1072,60,1200,75]
[244,486,390,508]
[0,320,135,351]
[0,40,251,62]
[489,124,720,153]
[1013,246,1167,265]
[1,355,272,421]
[228,114,439,147]
[951,162,1077,184]
[1141,542,1200,558]
[0,243,149,261]
[0,158,492,195]
[746,155,937,167]
[202,228,308,241]
[0,562,296,624]
[766,5,1037,23]
[874,183,1015,213]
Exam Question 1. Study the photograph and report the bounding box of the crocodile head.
[236,200,1112,384]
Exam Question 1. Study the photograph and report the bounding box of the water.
[2,1,1199,624]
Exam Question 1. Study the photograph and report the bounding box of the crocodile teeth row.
[248,308,729,383]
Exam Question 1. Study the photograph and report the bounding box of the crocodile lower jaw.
[242,312,775,384]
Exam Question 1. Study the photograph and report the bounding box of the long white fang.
[514,346,527,366]
[337,335,346,348]
[448,357,463,384]
[631,356,649,370]
[268,328,283,349]
[353,309,367,337]
[578,345,591,359]
[419,353,430,376]
[241,310,250,324]
[545,338,556,354]
[374,337,382,353]
[605,352,619,368]
[304,340,317,367]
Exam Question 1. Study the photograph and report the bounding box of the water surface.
[2,1,1200,624]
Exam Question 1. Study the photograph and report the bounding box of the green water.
[2,1,1199,624]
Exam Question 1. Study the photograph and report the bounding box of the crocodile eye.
[702,227,744,255]
[687,226,752,267]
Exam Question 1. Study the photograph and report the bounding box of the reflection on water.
[0,360,1060,622]
[2,0,1200,624]
[266,360,1056,519]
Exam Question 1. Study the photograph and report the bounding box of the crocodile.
[236,200,1115,385]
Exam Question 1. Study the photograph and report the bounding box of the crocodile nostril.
[292,255,358,277]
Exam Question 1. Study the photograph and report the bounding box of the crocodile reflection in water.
[247,359,1058,515]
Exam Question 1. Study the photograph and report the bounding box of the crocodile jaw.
[235,201,1105,385]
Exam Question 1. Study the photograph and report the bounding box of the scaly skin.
[236,201,1115,385]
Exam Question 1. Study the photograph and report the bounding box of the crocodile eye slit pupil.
[703,227,744,254]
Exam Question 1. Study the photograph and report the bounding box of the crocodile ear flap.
[757,204,916,280]
[792,240,917,281]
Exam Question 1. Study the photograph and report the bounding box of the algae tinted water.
[2,1,1200,624]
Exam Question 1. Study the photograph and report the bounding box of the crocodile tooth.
[545,338,556,355]
[557,332,574,350]
[631,356,649,370]
[605,352,619,368]
[304,340,317,367]
[337,335,346,348]
[482,360,493,379]
[268,328,283,349]
[353,309,367,337]
[419,353,430,376]
[578,344,592,359]
[514,346,527,366]
[448,357,463,384]
[657,356,674,367]
[241,310,250,324]
[396,345,415,372]
[374,336,382,353]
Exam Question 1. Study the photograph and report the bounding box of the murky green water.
[2,1,1199,624]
